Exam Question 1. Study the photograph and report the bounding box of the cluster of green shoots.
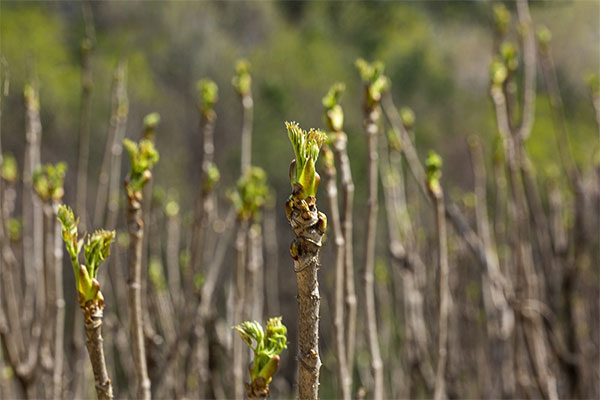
[322,83,345,132]
[197,78,218,116]
[493,4,510,36]
[203,163,220,193]
[425,151,443,196]
[57,205,115,307]
[232,59,252,97]
[143,112,160,140]
[355,58,389,107]
[123,138,159,197]
[229,166,268,221]
[490,42,518,87]
[285,121,328,200]
[233,317,288,393]
[33,162,67,201]
[1,153,18,183]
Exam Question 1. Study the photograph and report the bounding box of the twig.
[94,61,128,227]
[467,136,515,397]
[322,145,351,400]
[356,59,386,400]
[57,205,115,400]
[124,134,159,400]
[233,219,249,400]
[324,83,357,376]
[75,30,94,231]
[425,152,450,400]
[285,122,327,400]
[233,60,253,174]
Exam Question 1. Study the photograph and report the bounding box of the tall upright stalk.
[229,166,269,398]
[75,36,93,231]
[33,163,67,399]
[23,83,44,331]
[190,79,219,282]
[233,59,253,174]
[284,122,327,400]
[123,132,160,400]
[57,205,115,400]
[356,59,387,400]
[94,61,128,228]
[322,145,351,400]
[383,123,435,395]
[467,136,515,398]
[51,201,65,400]
[426,152,450,400]
[323,83,357,378]
[233,218,249,400]
[322,84,351,399]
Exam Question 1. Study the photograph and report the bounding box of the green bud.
[197,78,219,113]
[490,58,508,86]
[425,150,443,194]
[7,218,21,242]
[322,82,345,110]
[233,317,287,384]
[84,229,115,280]
[33,162,67,201]
[493,3,511,35]
[400,107,415,129]
[124,138,159,195]
[1,153,18,183]
[229,166,268,221]
[232,59,252,97]
[203,162,220,193]
[149,257,167,292]
[355,59,389,105]
[143,112,161,130]
[285,121,327,199]
[500,42,519,72]
[536,26,552,51]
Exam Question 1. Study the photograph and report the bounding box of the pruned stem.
[94,61,128,227]
[126,195,151,400]
[363,105,384,400]
[287,195,325,400]
[82,303,114,400]
[332,131,357,375]
[467,137,515,398]
[51,202,65,400]
[233,219,249,400]
[323,149,351,400]
[430,187,449,400]
[240,94,253,174]
[76,36,93,231]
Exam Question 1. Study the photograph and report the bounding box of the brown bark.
[233,219,249,400]
[287,195,325,400]
[430,187,449,400]
[332,130,357,376]
[240,94,253,175]
[363,105,384,400]
[126,194,151,400]
[323,150,351,400]
[94,61,128,227]
[82,303,114,400]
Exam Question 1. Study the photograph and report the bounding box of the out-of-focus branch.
[322,145,351,400]
[356,59,386,400]
[425,152,450,400]
[516,0,536,141]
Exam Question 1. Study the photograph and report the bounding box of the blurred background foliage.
[2,1,597,209]
[1,1,598,397]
